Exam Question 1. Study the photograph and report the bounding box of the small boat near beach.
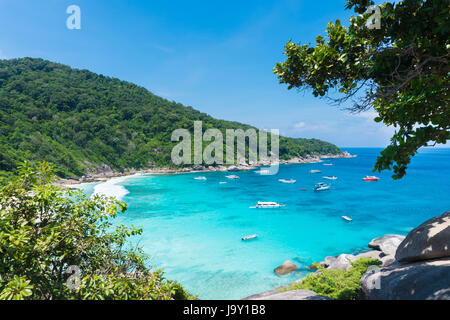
[194,176,207,180]
[314,183,330,191]
[342,216,353,222]
[226,175,240,179]
[252,201,285,208]
[279,179,296,184]
[310,170,321,174]
[241,234,258,241]
[363,176,379,181]
[323,176,338,180]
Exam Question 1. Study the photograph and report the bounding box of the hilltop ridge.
[0,58,342,181]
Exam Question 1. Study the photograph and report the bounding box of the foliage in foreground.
[0,161,193,300]
[274,0,449,179]
[283,258,382,300]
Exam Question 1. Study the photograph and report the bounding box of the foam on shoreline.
[91,175,134,200]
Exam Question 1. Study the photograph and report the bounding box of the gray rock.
[324,256,336,267]
[327,254,354,270]
[395,212,450,263]
[244,289,331,300]
[380,255,395,267]
[242,286,288,299]
[361,257,450,300]
[353,250,382,261]
[274,260,298,275]
[379,237,404,256]
[368,234,405,254]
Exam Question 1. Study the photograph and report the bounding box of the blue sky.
[0,0,398,147]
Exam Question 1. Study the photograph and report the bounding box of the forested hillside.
[0,58,341,180]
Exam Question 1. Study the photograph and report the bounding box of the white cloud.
[151,44,175,54]
[291,121,331,132]
[351,110,379,120]
[293,121,305,129]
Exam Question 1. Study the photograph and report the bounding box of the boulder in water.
[368,234,405,254]
[274,260,298,275]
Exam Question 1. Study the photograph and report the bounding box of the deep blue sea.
[78,148,450,299]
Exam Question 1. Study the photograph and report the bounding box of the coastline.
[54,151,356,189]
[54,149,449,300]
[244,211,450,300]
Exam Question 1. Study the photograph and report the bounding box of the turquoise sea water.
[79,148,450,299]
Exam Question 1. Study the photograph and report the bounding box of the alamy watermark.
[65,265,81,290]
[66,5,81,30]
[365,265,382,290]
[366,5,381,30]
[171,121,280,175]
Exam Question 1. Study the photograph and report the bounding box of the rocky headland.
[245,211,450,300]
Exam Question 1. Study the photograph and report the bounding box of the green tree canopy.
[0,58,342,183]
[0,161,192,300]
[274,0,449,179]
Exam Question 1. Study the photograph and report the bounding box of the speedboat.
[253,201,285,208]
[241,234,258,241]
[226,175,240,179]
[323,176,338,180]
[310,170,321,174]
[194,176,207,180]
[363,176,379,181]
[314,183,330,191]
[342,216,353,222]
[279,179,296,184]
[255,169,271,175]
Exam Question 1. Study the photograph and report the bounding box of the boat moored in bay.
[363,176,379,181]
[241,234,258,241]
[252,201,285,208]
[314,182,330,191]
[279,179,296,184]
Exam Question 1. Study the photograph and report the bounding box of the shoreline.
[54,151,356,189]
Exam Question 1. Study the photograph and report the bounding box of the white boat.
[252,201,285,208]
[310,170,321,174]
[255,169,271,175]
[194,176,207,180]
[323,163,333,166]
[241,234,258,241]
[323,176,338,180]
[279,179,296,184]
[314,182,330,191]
[342,216,353,222]
[226,175,240,179]
[219,181,227,184]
